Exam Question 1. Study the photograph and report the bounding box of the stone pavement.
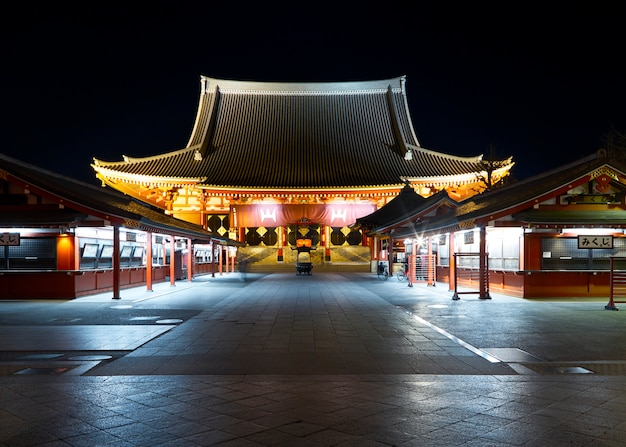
[1,271,626,446]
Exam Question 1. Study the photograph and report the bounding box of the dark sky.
[2,2,625,184]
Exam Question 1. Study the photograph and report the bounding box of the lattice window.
[7,238,56,269]
[438,234,449,266]
[488,235,520,270]
[541,237,626,270]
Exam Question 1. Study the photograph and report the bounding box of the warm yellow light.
[296,239,312,247]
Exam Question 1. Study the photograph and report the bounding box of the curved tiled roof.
[411,153,626,234]
[354,183,428,228]
[0,153,237,244]
[93,76,506,189]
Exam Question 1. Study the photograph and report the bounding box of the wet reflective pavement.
[1,272,625,446]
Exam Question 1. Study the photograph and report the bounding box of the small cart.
[295,249,313,275]
[293,239,315,275]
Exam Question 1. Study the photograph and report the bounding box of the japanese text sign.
[0,232,20,246]
[577,235,613,249]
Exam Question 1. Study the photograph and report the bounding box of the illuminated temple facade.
[92,76,514,269]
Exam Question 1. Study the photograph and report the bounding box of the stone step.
[246,263,370,273]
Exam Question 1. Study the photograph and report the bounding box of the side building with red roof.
[360,150,626,301]
[0,153,241,299]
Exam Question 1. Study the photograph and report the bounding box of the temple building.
[92,76,514,270]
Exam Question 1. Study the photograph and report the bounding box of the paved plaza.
[1,271,626,446]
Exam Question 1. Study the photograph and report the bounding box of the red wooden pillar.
[409,239,416,285]
[187,238,193,281]
[448,231,455,292]
[323,225,331,262]
[427,236,434,286]
[277,226,284,262]
[112,225,121,299]
[387,235,394,274]
[169,237,176,286]
[479,226,491,299]
[145,231,153,292]
[72,234,80,270]
[371,236,376,260]
[162,243,167,270]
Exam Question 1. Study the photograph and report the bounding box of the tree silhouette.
[473,144,514,193]
[603,128,626,160]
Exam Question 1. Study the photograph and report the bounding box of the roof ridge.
[406,144,484,163]
[200,75,407,94]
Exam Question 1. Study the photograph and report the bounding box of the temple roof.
[93,76,513,190]
[0,153,238,244]
[354,183,428,229]
[409,152,626,234]
[354,185,458,238]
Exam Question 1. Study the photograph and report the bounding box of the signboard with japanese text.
[0,233,20,246]
[577,235,613,249]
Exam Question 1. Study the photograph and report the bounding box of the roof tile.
[93,76,507,189]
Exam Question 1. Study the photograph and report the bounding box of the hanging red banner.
[231,203,376,227]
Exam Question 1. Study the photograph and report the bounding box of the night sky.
[2,2,626,185]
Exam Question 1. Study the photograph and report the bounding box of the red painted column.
[170,237,176,286]
[427,236,434,286]
[388,235,394,275]
[409,240,416,285]
[146,231,153,292]
[479,226,491,299]
[187,238,193,282]
[277,226,284,262]
[448,232,455,292]
[370,236,376,261]
[112,226,121,299]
